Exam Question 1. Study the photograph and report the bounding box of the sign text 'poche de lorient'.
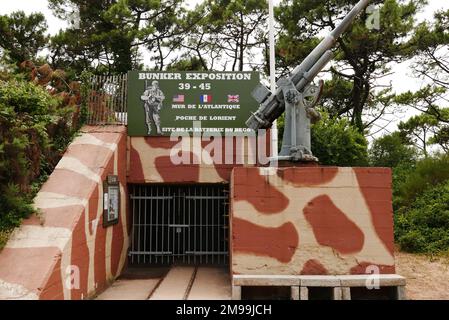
[127,71,260,137]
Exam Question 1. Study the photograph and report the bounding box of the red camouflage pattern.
[230,167,395,275]
[0,126,129,300]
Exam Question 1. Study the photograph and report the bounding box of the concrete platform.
[95,266,232,300]
[233,275,300,286]
[232,274,407,300]
[187,267,231,300]
[300,275,340,287]
[96,279,160,300]
[338,274,406,287]
[149,266,196,300]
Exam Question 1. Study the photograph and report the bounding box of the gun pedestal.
[276,78,322,163]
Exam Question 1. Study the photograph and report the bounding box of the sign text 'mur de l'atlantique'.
[138,72,253,81]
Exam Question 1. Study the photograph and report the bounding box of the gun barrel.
[331,0,372,38]
[247,0,371,130]
[290,0,371,88]
[295,50,334,92]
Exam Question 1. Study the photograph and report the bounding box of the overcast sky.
[1,0,448,136]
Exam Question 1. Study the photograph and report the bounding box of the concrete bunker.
[0,61,405,299]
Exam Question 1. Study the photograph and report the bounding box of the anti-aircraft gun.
[247,0,371,162]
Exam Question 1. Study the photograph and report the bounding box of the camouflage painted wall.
[230,167,395,275]
[0,126,129,300]
[0,125,397,300]
[128,135,271,184]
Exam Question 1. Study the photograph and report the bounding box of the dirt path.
[396,251,449,300]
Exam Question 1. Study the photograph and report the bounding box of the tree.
[369,132,418,167]
[167,4,217,71]
[165,56,208,72]
[398,113,440,157]
[394,9,449,146]
[48,0,184,74]
[395,86,449,124]
[408,9,449,89]
[429,126,449,153]
[178,0,268,72]
[49,0,132,74]
[0,11,48,65]
[276,0,425,132]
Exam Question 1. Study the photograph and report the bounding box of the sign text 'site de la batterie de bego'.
[127,71,260,137]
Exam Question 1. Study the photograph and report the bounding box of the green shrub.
[277,111,369,166]
[369,132,418,167]
[392,162,416,211]
[395,154,449,208]
[395,180,449,253]
[0,184,35,231]
[0,79,58,115]
[311,112,369,166]
[0,78,78,249]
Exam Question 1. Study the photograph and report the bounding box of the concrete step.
[232,274,406,300]
[149,266,196,300]
[96,266,232,300]
[187,267,231,300]
[96,279,160,300]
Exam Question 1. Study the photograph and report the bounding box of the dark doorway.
[128,184,229,266]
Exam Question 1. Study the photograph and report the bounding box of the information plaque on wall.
[127,71,260,136]
[103,175,120,227]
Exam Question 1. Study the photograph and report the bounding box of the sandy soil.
[396,251,449,300]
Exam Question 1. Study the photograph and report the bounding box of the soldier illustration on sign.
[141,80,165,135]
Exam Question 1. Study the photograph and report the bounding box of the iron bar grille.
[86,74,128,125]
[128,184,230,266]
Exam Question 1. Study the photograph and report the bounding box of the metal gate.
[128,184,229,265]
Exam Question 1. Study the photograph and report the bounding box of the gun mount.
[247,0,371,162]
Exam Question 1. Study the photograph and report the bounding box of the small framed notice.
[103,175,120,227]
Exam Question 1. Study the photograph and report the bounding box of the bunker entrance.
[128,184,229,266]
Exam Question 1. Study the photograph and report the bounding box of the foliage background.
[0,72,81,248]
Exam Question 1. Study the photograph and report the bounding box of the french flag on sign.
[200,94,212,103]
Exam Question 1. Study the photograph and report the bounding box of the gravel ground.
[396,250,449,300]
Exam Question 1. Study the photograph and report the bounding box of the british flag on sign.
[227,94,240,103]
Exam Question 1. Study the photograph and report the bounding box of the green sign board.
[127,71,260,136]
